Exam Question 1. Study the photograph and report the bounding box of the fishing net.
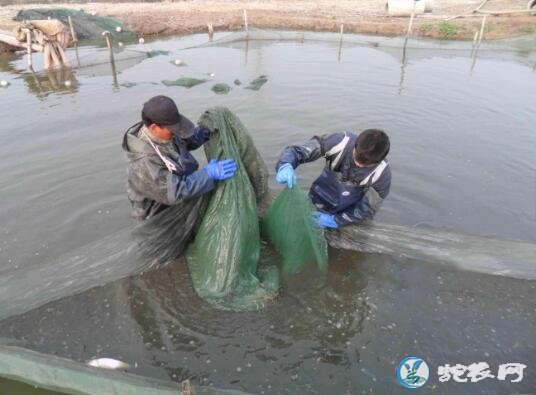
[75,48,147,77]
[262,187,328,275]
[186,107,279,310]
[15,9,134,40]
[190,28,536,67]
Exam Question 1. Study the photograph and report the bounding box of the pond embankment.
[0,0,535,40]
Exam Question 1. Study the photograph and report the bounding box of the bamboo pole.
[207,22,214,41]
[476,8,536,15]
[472,31,479,47]
[406,1,417,40]
[23,28,32,69]
[477,15,487,48]
[102,31,118,86]
[243,9,248,35]
[102,31,115,64]
[470,30,478,57]
[338,23,344,61]
[68,16,80,67]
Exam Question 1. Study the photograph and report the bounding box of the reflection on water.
[23,68,79,98]
[0,32,535,394]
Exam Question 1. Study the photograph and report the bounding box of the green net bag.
[262,186,328,274]
[186,107,278,310]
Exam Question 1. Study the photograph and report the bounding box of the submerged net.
[162,77,207,88]
[262,187,328,275]
[186,107,279,310]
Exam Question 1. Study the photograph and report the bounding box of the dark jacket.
[276,132,391,226]
[122,122,214,220]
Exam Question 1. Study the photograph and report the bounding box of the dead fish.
[87,358,130,370]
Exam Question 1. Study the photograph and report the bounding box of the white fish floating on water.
[86,358,130,370]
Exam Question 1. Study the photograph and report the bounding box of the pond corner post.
[68,16,81,67]
[22,28,32,70]
[477,15,487,48]
[243,9,249,39]
[207,22,214,41]
[338,23,344,61]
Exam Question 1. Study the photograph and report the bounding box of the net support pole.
[207,22,214,41]
[470,30,478,56]
[68,16,81,67]
[23,28,32,70]
[476,15,487,48]
[338,23,344,61]
[102,31,118,86]
[405,1,417,40]
[243,9,249,38]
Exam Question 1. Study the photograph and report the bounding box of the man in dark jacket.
[275,129,391,229]
[122,95,237,220]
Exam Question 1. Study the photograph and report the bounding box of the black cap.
[142,95,195,139]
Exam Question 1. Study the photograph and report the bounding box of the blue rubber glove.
[312,211,339,229]
[204,159,237,180]
[276,163,296,188]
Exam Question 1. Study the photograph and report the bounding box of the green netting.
[211,83,231,94]
[162,77,207,88]
[186,107,279,310]
[262,187,328,275]
[146,50,170,58]
[15,9,134,40]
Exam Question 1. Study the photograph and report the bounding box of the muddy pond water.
[0,32,535,394]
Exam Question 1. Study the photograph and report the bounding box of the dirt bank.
[1,0,535,40]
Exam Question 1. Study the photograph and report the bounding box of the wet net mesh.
[262,187,328,275]
[186,107,279,311]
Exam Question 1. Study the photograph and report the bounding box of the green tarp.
[186,107,279,310]
[262,187,328,274]
[0,345,250,395]
[15,9,134,41]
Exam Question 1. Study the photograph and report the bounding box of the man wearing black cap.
[122,95,237,220]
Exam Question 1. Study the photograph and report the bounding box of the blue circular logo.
[396,357,429,389]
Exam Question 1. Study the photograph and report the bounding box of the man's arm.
[182,127,210,151]
[276,132,348,170]
[334,166,391,226]
[129,157,215,205]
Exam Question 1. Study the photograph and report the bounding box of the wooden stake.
[406,1,417,40]
[477,15,487,48]
[23,29,32,69]
[102,31,115,64]
[68,16,81,67]
[207,22,214,41]
[472,31,479,46]
[243,9,248,33]
[338,24,344,62]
